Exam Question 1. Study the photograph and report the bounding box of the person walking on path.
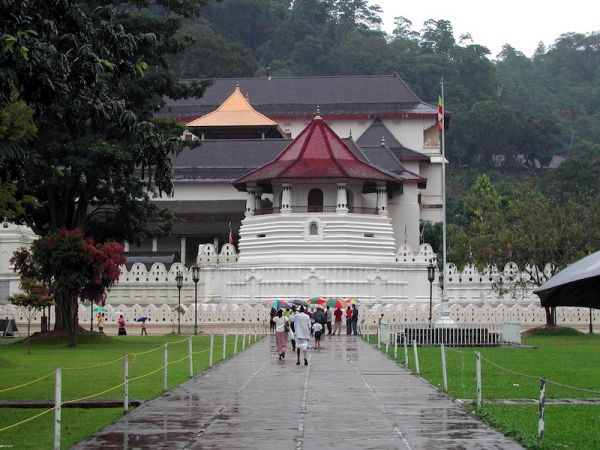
[313,306,326,337]
[332,306,342,335]
[351,305,359,335]
[140,320,148,336]
[118,314,127,336]
[97,313,105,333]
[273,309,289,360]
[345,306,352,334]
[312,321,323,350]
[269,307,276,334]
[292,306,311,365]
[326,306,333,334]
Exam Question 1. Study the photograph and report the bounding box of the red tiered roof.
[233,116,404,191]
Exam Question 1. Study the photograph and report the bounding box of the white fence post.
[163,344,168,393]
[403,334,409,367]
[476,352,482,408]
[377,327,381,349]
[242,334,246,350]
[222,333,227,361]
[54,368,61,450]
[234,334,238,355]
[188,337,193,378]
[538,377,546,443]
[385,333,389,354]
[394,333,398,360]
[209,335,214,367]
[441,344,448,392]
[413,340,420,375]
[124,354,129,413]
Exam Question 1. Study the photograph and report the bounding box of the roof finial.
[381,136,386,146]
[245,91,249,101]
[314,105,322,120]
[235,81,240,90]
[349,129,352,138]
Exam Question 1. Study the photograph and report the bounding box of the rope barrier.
[63,355,127,371]
[0,408,55,433]
[0,372,54,393]
[61,382,125,406]
[480,354,600,395]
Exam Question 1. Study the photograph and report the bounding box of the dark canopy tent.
[534,251,600,309]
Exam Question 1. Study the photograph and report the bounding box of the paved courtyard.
[74,335,523,449]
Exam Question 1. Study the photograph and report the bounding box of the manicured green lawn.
[0,332,261,449]
[366,330,600,449]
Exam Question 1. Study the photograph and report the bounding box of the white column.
[245,185,256,217]
[336,182,348,214]
[376,183,388,216]
[281,183,292,214]
[180,237,186,266]
[123,240,130,252]
[254,187,263,213]
[152,237,158,252]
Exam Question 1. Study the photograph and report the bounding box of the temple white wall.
[163,181,245,201]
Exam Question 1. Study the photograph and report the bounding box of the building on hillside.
[131,74,446,266]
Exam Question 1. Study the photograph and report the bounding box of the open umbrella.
[344,298,360,305]
[307,297,326,306]
[270,299,291,309]
[136,317,149,322]
[291,299,308,307]
[327,298,345,309]
[93,305,107,313]
[534,250,600,308]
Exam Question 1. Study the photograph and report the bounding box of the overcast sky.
[375,0,599,58]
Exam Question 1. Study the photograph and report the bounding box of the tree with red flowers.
[11,229,125,346]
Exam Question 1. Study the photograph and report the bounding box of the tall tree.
[0,0,208,336]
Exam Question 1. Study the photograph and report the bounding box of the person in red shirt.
[333,307,343,335]
[345,306,353,334]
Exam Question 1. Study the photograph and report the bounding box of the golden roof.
[186,86,277,127]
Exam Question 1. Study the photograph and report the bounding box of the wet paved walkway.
[74,335,523,449]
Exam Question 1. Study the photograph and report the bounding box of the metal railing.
[379,322,504,346]
[252,206,378,215]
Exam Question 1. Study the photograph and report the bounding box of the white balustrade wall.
[2,238,598,333]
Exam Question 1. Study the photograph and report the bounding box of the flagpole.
[436,77,455,328]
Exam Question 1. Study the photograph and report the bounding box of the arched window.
[308,188,323,212]
[309,222,318,235]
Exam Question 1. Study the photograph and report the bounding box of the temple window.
[308,188,324,212]
[309,222,318,235]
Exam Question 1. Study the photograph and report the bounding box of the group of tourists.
[270,304,360,365]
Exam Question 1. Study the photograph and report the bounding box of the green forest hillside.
[166,0,600,274]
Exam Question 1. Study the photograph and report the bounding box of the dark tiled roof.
[159,75,437,121]
[171,139,291,180]
[356,119,429,161]
[358,146,426,188]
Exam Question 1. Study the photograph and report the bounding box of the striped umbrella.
[326,298,345,309]
[344,298,360,305]
[307,297,327,306]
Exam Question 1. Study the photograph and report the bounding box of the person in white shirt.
[292,306,311,366]
[312,321,323,350]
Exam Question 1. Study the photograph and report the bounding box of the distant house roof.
[233,116,410,192]
[159,75,438,122]
[357,119,429,161]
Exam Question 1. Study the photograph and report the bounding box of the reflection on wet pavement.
[73,335,523,449]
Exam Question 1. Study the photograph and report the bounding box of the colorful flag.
[437,94,444,130]
[404,224,408,245]
[228,221,233,244]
